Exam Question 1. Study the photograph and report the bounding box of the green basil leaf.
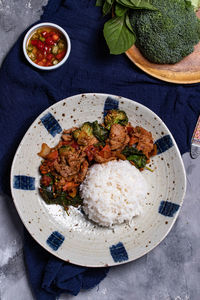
[116,0,156,10]
[103,0,114,15]
[103,15,136,54]
[103,2,112,15]
[125,13,134,33]
[115,3,128,16]
[122,146,145,157]
[96,0,104,6]
[92,121,109,142]
[127,154,147,168]
[39,188,54,204]
[122,146,147,169]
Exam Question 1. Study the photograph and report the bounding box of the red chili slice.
[47,53,54,61]
[38,61,45,66]
[45,37,54,46]
[56,50,66,60]
[50,31,57,36]
[41,175,52,187]
[46,150,58,161]
[127,126,134,135]
[46,62,53,66]
[99,144,111,158]
[37,53,44,61]
[37,40,45,51]
[31,40,38,46]
[41,31,48,37]
[71,141,79,150]
[85,145,97,161]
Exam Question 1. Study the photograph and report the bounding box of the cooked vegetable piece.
[122,146,147,169]
[56,50,66,60]
[58,41,65,49]
[92,121,109,143]
[104,109,128,130]
[38,143,51,158]
[39,188,83,207]
[27,45,33,52]
[46,150,58,161]
[40,174,53,187]
[28,52,36,60]
[53,59,59,65]
[73,122,94,145]
[52,45,59,54]
[62,182,79,191]
[99,144,112,158]
[39,36,45,42]
[85,145,97,161]
[59,145,74,156]
[126,154,147,169]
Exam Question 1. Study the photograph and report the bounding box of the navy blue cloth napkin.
[0,0,200,299]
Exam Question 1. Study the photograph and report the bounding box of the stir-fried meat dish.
[38,109,157,209]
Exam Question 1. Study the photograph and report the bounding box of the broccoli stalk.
[130,0,200,64]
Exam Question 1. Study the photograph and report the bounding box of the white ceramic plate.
[10,93,186,267]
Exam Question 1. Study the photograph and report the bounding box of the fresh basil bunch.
[96,0,157,55]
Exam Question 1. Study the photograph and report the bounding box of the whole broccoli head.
[130,0,200,64]
[104,109,128,130]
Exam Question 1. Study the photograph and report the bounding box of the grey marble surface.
[0,1,200,300]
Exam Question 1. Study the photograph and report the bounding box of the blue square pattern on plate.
[110,242,129,263]
[46,231,65,251]
[159,200,180,217]
[40,112,62,137]
[104,97,119,117]
[13,175,35,190]
[155,135,174,154]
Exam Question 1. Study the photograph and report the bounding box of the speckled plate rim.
[10,93,187,267]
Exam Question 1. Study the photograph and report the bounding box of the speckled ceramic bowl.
[10,93,186,267]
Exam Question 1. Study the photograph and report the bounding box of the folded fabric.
[24,230,109,299]
[0,0,200,299]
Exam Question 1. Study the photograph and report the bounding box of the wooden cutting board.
[126,10,200,84]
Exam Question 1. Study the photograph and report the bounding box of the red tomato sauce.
[26,27,67,67]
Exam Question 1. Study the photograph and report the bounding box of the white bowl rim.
[23,22,71,70]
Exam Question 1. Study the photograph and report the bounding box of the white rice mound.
[79,160,148,227]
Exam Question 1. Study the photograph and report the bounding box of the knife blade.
[191,115,200,159]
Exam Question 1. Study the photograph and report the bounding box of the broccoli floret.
[59,145,74,156]
[130,0,200,64]
[73,122,94,145]
[104,109,128,130]
[82,122,93,135]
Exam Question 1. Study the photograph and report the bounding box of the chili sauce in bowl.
[23,23,71,70]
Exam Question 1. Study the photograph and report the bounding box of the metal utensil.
[191,116,200,159]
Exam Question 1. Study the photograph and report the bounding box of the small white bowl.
[23,22,71,70]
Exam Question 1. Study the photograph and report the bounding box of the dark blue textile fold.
[23,230,109,299]
[0,0,200,299]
